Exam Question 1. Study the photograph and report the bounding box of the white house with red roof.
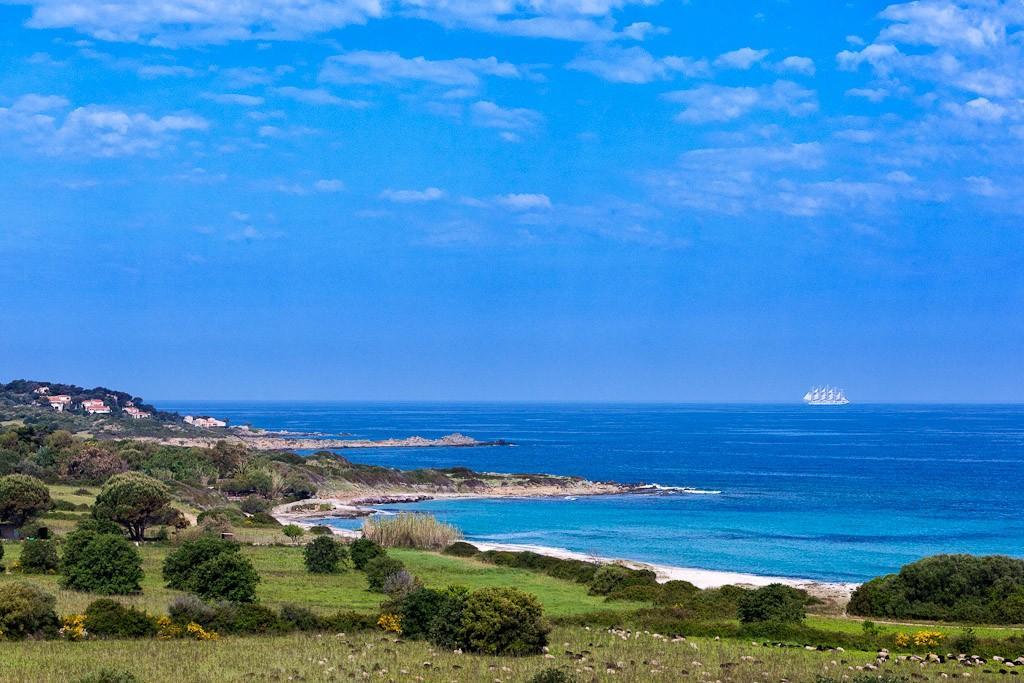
[124,406,151,419]
[81,399,111,414]
[47,395,72,412]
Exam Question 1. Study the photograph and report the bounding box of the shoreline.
[272,494,856,605]
[131,431,508,451]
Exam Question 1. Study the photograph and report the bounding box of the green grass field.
[0,542,644,617]
[2,626,1016,682]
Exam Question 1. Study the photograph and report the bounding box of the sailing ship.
[803,386,850,405]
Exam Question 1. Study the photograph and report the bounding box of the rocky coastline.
[134,431,509,451]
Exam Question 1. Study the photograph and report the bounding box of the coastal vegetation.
[1,421,1024,680]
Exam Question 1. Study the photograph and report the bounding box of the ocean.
[160,402,1024,583]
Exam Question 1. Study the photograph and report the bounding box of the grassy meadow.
[1,626,1010,683]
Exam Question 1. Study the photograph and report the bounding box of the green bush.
[187,552,260,603]
[303,535,347,574]
[162,536,239,589]
[324,610,378,633]
[0,582,60,639]
[279,603,325,631]
[365,556,405,593]
[443,541,480,557]
[19,538,59,573]
[528,669,578,683]
[390,585,467,641]
[73,669,142,683]
[83,599,158,638]
[459,587,550,655]
[350,537,386,570]
[587,564,657,596]
[848,554,1024,623]
[309,525,334,535]
[282,524,304,542]
[208,601,280,634]
[61,530,143,594]
[239,495,270,514]
[737,584,807,625]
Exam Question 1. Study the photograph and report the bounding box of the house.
[47,395,72,412]
[81,399,111,415]
[184,415,227,428]
[123,406,151,419]
[33,386,50,395]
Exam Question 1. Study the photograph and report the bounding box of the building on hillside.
[184,415,227,428]
[81,399,111,415]
[47,395,72,411]
[123,406,151,419]
[34,386,50,395]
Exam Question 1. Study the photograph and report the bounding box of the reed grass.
[361,513,462,550]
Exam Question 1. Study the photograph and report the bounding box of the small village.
[31,385,227,427]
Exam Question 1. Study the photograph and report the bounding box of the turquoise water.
[161,402,1024,582]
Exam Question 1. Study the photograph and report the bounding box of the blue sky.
[1,0,1022,402]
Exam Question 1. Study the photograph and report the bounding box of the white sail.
[804,385,850,405]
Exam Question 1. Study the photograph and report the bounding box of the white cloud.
[714,47,770,70]
[965,175,1001,196]
[0,94,207,157]
[380,187,446,202]
[665,81,818,124]
[202,92,265,106]
[567,46,710,83]
[878,0,1004,50]
[886,170,916,183]
[495,193,552,210]
[314,178,345,192]
[846,87,889,102]
[271,86,370,108]
[773,56,816,76]
[470,101,544,131]
[320,50,525,88]
[620,21,669,41]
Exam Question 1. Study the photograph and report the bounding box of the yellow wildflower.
[185,622,219,641]
[377,613,402,634]
[59,614,87,641]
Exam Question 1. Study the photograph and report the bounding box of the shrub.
[951,627,978,654]
[848,554,1024,623]
[61,530,143,594]
[459,587,550,655]
[362,513,462,550]
[588,564,657,596]
[188,552,260,602]
[382,569,420,597]
[167,594,216,626]
[239,495,270,514]
[365,556,406,593]
[246,511,281,527]
[19,538,59,573]
[303,535,347,574]
[350,537,385,570]
[0,474,51,527]
[529,669,578,683]
[324,610,378,633]
[0,582,60,639]
[309,525,333,535]
[737,584,807,625]
[83,599,158,638]
[93,472,172,541]
[73,669,142,683]
[279,603,325,632]
[389,586,467,641]
[162,536,239,589]
[208,601,280,634]
[443,541,480,557]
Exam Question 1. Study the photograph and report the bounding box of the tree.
[187,553,260,603]
[303,536,347,574]
[282,524,304,543]
[61,528,144,595]
[737,584,807,625]
[0,474,51,527]
[162,536,239,590]
[93,472,171,541]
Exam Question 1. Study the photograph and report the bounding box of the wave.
[634,484,722,495]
